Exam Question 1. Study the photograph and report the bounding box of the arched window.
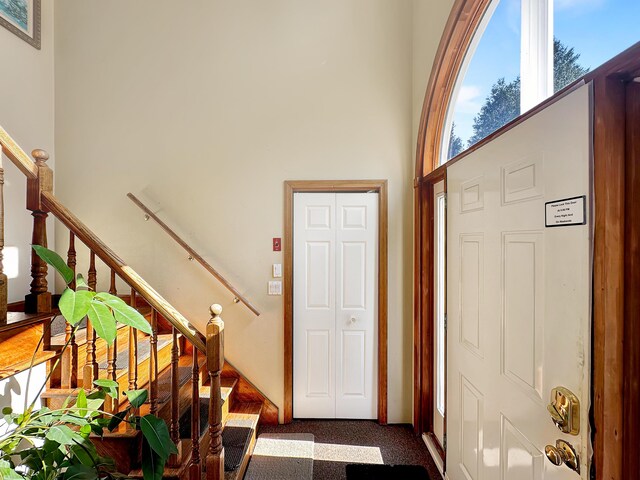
[439,0,640,166]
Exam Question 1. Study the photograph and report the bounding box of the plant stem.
[23,316,52,411]
[27,323,80,412]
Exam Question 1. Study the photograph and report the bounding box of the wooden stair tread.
[97,334,172,371]
[155,353,203,405]
[200,377,237,403]
[223,403,262,480]
[0,310,57,333]
[42,349,197,403]
[50,321,149,346]
[0,349,58,381]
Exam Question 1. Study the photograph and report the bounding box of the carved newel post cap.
[31,149,49,164]
[210,304,223,317]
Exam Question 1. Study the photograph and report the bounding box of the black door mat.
[222,426,254,472]
[346,464,431,480]
[179,398,209,439]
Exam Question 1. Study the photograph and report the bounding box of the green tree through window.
[456,38,589,152]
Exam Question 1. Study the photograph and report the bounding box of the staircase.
[0,126,277,480]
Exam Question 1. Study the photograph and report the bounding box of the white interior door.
[446,85,592,479]
[293,192,378,419]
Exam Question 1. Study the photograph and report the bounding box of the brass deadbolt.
[547,386,580,435]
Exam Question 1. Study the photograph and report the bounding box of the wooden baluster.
[149,309,159,415]
[206,304,224,480]
[0,163,6,325]
[169,326,181,466]
[190,347,201,480]
[128,289,138,393]
[106,269,118,412]
[83,251,98,388]
[25,149,52,315]
[61,232,78,388]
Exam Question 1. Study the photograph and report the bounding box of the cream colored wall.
[0,1,54,421]
[54,0,430,422]
[0,1,55,302]
[412,0,455,154]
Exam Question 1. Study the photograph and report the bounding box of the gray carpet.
[257,421,439,480]
[245,433,314,480]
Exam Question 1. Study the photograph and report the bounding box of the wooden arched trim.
[413,0,493,436]
[414,0,492,178]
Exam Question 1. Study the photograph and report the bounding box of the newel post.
[24,149,53,314]
[206,304,225,480]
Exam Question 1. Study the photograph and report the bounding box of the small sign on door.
[545,196,586,228]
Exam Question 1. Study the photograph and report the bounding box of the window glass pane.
[554,0,640,92]
[435,192,446,416]
[442,0,522,164]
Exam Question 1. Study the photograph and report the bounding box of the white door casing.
[293,192,378,419]
[446,85,592,479]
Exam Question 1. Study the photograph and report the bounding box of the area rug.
[245,433,314,480]
[346,463,430,480]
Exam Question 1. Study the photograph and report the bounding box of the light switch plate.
[272,263,282,278]
[268,281,282,295]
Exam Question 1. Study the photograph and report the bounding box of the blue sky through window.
[448,0,640,154]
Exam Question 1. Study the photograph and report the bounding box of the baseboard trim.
[422,433,445,478]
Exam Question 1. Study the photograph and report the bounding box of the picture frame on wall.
[0,0,40,49]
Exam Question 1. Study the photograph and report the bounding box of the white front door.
[446,86,592,479]
[293,192,378,419]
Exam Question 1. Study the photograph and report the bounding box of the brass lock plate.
[547,386,580,435]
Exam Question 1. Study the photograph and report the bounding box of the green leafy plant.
[0,247,177,480]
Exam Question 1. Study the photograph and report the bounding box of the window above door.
[440,0,640,166]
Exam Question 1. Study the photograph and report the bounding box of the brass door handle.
[547,386,580,435]
[545,439,580,474]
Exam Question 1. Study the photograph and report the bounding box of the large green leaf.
[83,391,106,416]
[59,289,95,325]
[141,436,165,480]
[95,293,152,335]
[75,389,87,417]
[139,415,177,460]
[0,459,23,480]
[45,425,82,446]
[87,301,117,345]
[62,465,97,480]
[94,379,119,399]
[107,409,130,432]
[124,389,148,409]
[58,414,89,427]
[32,245,74,285]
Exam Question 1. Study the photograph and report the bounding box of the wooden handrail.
[127,193,261,316]
[0,126,38,179]
[41,191,206,352]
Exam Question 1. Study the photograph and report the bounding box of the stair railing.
[0,126,225,480]
[127,193,261,316]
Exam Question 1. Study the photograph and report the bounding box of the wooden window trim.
[283,180,388,424]
[414,1,640,471]
[414,170,447,465]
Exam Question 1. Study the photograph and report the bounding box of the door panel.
[335,193,378,418]
[294,192,378,419]
[447,85,591,479]
[294,193,336,418]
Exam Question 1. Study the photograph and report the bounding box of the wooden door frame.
[283,180,388,424]
[414,169,447,462]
